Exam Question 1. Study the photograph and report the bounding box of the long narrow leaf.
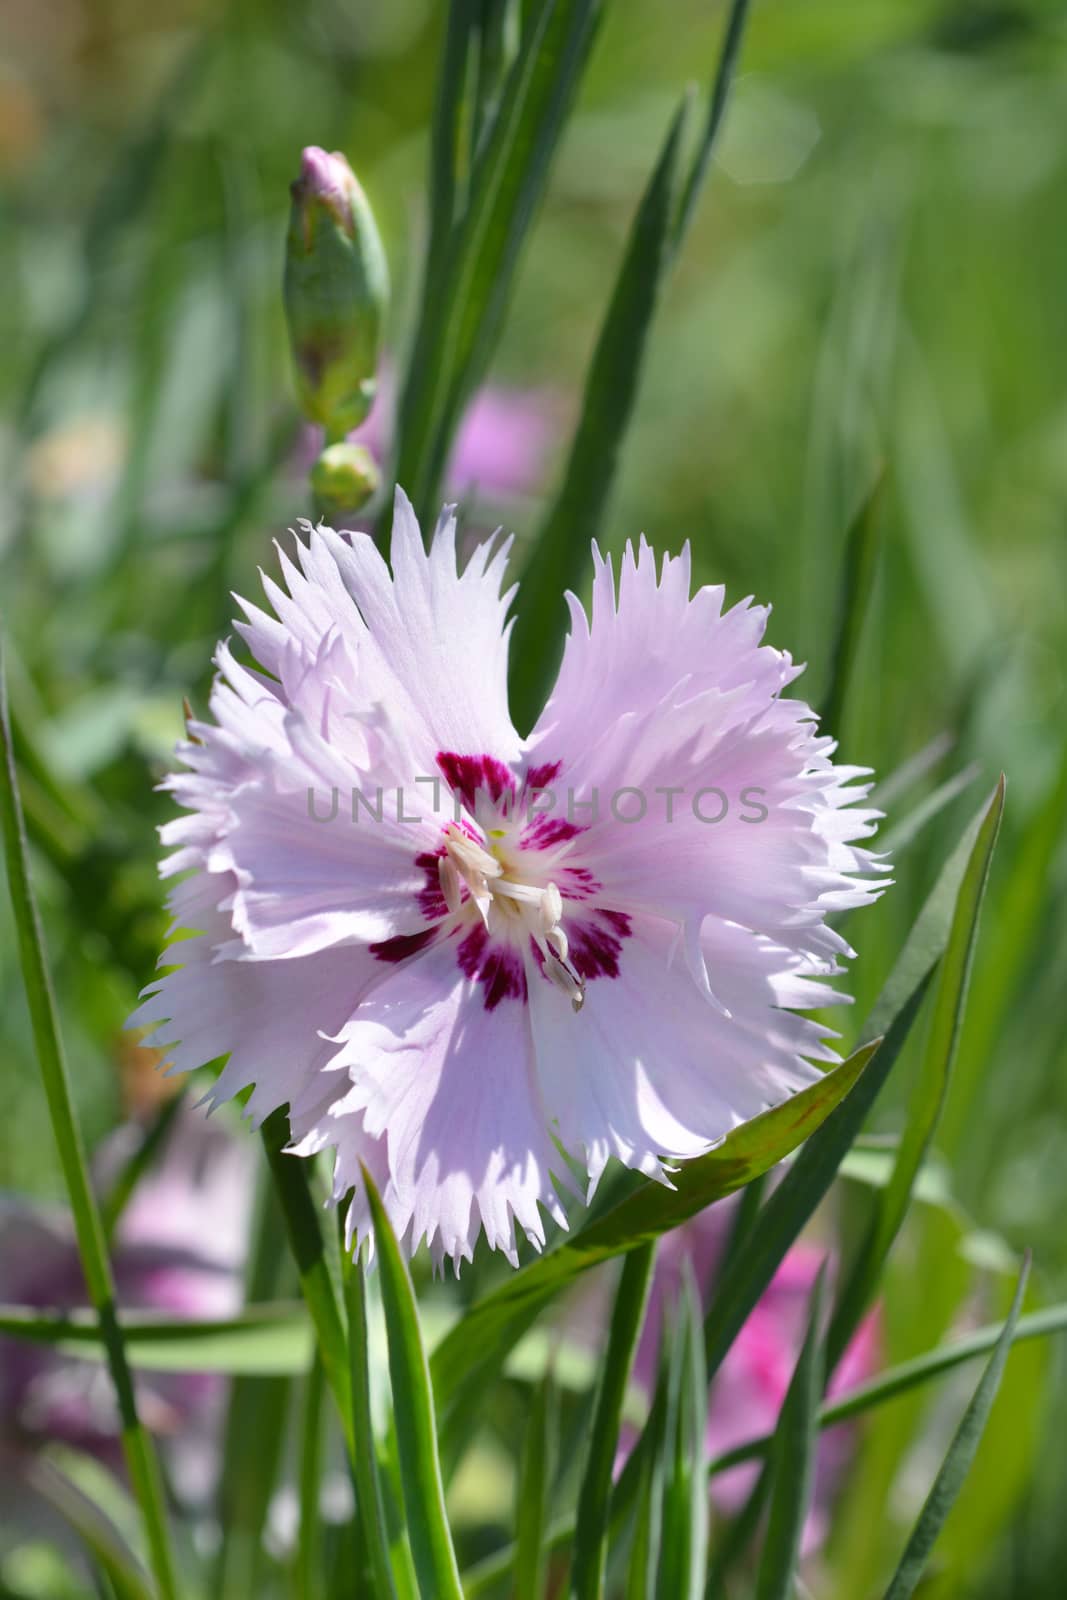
[611,792,998,1530]
[820,466,885,742]
[571,1243,655,1598]
[432,1040,878,1422]
[0,640,179,1600]
[363,1166,464,1600]
[0,1301,314,1373]
[516,1370,559,1600]
[881,1256,1030,1600]
[25,1460,153,1600]
[461,1296,1067,1596]
[826,777,1005,1370]
[880,763,980,857]
[261,1111,354,1456]
[672,0,751,248]
[426,0,478,264]
[755,1265,827,1600]
[657,1269,709,1600]
[395,0,603,522]
[345,1254,400,1600]
[213,1173,292,1600]
[509,0,753,730]
[297,1357,326,1600]
[702,1466,770,1599]
[508,94,688,730]
[942,742,1067,1154]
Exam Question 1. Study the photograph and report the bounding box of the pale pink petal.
[527,913,826,1195]
[307,939,568,1269]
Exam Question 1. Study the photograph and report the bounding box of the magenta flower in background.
[133,490,886,1269]
[611,1200,880,1551]
[342,360,555,503]
[0,1106,253,1503]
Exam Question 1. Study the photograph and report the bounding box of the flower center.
[438,823,586,1012]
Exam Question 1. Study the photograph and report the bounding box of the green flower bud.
[310,441,380,516]
[284,146,389,438]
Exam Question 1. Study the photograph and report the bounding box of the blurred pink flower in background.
[575,1196,880,1552]
[0,1104,253,1507]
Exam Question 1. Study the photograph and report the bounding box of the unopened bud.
[310,441,380,515]
[284,147,388,438]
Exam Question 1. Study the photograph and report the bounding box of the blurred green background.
[2,0,1066,1593]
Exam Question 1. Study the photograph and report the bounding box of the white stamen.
[540,881,563,933]
[438,855,463,917]
[440,824,586,1014]
[443,823,502,882]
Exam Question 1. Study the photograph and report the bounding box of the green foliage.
[756,1265,827,1600]
[2,0,1065,1596]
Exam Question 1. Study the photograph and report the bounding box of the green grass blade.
[881,1256,1031,1600]
[819,466,886,744]
[820,1296,1062,1429]
[0,640,179,1600]
[623,1320,676,1600]
[362,1166,463,1600]
[395,0,604,523]
[0,1302,314,1373]
[879,763,980,857]
[345,1254,400,1600]
[862,786,997,1044]
[706,1289,1061,1479]
[941,743,1067,1155]
[261,1110,354,1456]
[458,1296,1067,1597]
[426,0,478,263]
[516,1370,559,1600]
[671,0,751,249]
[874,732,956,811]
[25,1460,154,1600]
[696,1022,906,1392]
[213,1174,292,1600]
[624,1446,661,1600]
[657,1269,708,1600]
[296,1357,326,1600]
[571,1243,655,1599]
[431,1040,877,1421]
[755,1265,827,1600]
[826,777,1005,1371]
[509,0,753,730]
[703,1467,771,1599]
[508,94,688,732]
